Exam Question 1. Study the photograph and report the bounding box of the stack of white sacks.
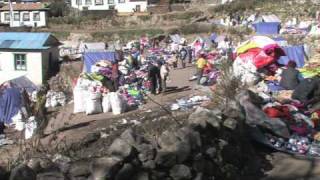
[73,78,126,115]
[11,109,37,139]
[45,90,67,108]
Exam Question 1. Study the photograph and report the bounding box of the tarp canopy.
[262,14,281,23]
[83,51,116,73]
[253,22,280,35]
[0,87,21,124]
[278,45,306,68]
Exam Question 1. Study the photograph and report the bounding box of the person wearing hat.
[196,53,208,85]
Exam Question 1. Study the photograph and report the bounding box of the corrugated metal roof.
[0,32,51,50]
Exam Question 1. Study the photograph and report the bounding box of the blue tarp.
[253,22,280,35]
[210,33,217,43]
[83,51,116,73]
[278,45,305,68]
[0,88,21,124]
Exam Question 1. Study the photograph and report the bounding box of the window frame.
[22,12,30,21]
[14,54,27,71]
[85,0,92,5]
[76,0,82,5]
[4,12,10,21]
[108,0,114,4]
[95,0,103,5]
[33,12,40,21]
[13,12,20,21]
[118,0,125,3]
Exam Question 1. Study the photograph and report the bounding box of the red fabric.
[252,50,276,69]
[263,44,286,57]
[238,48,261,63]
[264,106,292,120]
[290,123,308,136]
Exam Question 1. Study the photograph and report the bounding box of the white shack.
[0,32,60,86]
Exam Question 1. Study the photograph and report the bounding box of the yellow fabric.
[196,58,207,69]
[312,112,319,120]
[236,41,259,55]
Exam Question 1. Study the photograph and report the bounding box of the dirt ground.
[1,63,320,179]
[0,64,207,167]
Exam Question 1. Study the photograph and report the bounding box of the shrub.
[48,0,69,17]
[91,29,165,41]
[138,15,152,21]
[163,11,202,21]
[180,23,218,35]
[52,31,70,40]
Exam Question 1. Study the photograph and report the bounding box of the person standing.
[111,60,120,92]
[148,62,161,95]
[196,53,207,85]
[160,62,170,94]
[179,46,187,68]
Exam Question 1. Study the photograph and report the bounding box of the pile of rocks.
[5,106,264,180]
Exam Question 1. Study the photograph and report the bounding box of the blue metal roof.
[0,32,51,50]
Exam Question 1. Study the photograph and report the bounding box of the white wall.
[0,10,46,27]
[71,0,112,11]
[116,1,147,12]
[0,51,44,85]
[71,0,147,12]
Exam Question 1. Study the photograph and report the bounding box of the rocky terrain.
[1,101,270,180]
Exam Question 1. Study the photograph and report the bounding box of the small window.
[14,54,27,71]
[76,0,82,5]
[85,0,92,5]
[4,12,10,21]
[33,12,40,21]
[95,0,103,5]
[13,13,20,21]
[108,0,114,4]
[109,5,115,9]
[23,13,30,21]
[118,0,125,3]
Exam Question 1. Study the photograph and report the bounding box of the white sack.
[73,87,87,113]
[85,92,102,115]
[109,92,126,115]
[25,116,37,139]
[102,94,112,113]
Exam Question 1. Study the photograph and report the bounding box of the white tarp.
[262,14,281,23]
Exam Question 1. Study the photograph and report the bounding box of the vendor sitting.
[280,60,303,90]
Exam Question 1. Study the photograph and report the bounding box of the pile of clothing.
[45,90,66,108]
[233,36,285,85]
[244,74,320,156]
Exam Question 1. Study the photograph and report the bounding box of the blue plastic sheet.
[210,33,217,43]
[0,88,21,124]
[253,22,280,35]
[267,81,285,92]
[278,45,305,68]
[83,51,116,73]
